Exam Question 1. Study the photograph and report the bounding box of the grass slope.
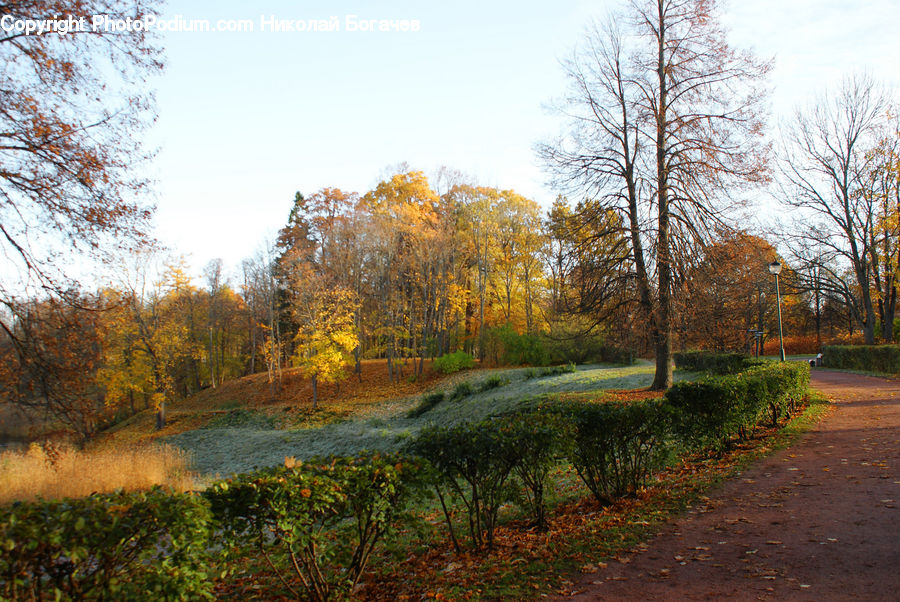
[165,362,693,476]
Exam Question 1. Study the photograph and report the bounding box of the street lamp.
[768,260,786,362]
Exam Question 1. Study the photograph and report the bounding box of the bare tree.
[538,0,770,388]
[780,74,893,344]
[0,1,162,427]
[0,0,161,308]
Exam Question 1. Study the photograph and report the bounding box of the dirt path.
[558,370,900,601]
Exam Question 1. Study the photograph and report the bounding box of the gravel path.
[557,369,900,601]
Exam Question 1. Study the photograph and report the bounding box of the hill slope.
[99,359,454,447]
[145,361,676,476]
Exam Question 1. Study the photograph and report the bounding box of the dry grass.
[0,442,196,504]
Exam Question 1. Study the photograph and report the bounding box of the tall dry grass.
[0,442,196,504]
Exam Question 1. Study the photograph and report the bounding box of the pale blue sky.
[146,0,900,275]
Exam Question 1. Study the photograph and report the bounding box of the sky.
[144,0,900,278]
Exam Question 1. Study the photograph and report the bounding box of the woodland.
[3,0,900,600]
[0,0,900,441]
[0,0,897,444]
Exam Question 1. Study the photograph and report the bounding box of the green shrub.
[665,362,810,451]
[479,375,510,391]
[549,399,672,505]
[752,361,810,425]
[822,344,900,373]
[406,420,519,551]
[542,329,606,364]
[205,452,426,601]
[433,351,476,374]
[496,410,570,529]
[0,488,213,600]
[541,321,635,365]
[407,391,445,418]
[539,362,577,378]
[674,350,753,374]
[207,408,277,429]
[595,345,636,365]
[449,381,474,401]
[485,324,550,366]
[666,374,758,450]
[520,363,577,381]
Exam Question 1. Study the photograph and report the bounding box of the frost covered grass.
[165,362,689,476]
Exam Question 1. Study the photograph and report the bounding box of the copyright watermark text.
[0,14,421,35]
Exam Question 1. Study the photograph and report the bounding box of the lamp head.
[768,260,782,275]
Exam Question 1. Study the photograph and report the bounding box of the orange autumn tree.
[105,255,201,429]
[362,171,445,380]
[1,0,162,333]
[679,231,783,352]
[0,294,106,443]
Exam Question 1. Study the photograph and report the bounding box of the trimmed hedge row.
[673,350,763,374]
[1,488,213,600]
[407,400,672,549]
[406,361,808,552]
[822,344,900,373]
[1,455,428,602]
[666,361,810,450]
[409,419,529,550]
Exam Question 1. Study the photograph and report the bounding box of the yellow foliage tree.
[292,281,359,409]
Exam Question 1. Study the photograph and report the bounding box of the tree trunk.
[478,287,485,361]
[156,401,166,430]
[651,327,673,390]
[883,286,896,341]
[650,5,673,391]
[311,373,318,409]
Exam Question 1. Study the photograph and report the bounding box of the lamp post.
[768,260,786,362]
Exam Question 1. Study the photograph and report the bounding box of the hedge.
[204,452,427,602]
[406,420,520,551]
[0,487,213,601]
[496,410,570,530]
[673,350,760,374]
[548,399,672,505]
[665,361,810,451]
[822,344,900,374]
